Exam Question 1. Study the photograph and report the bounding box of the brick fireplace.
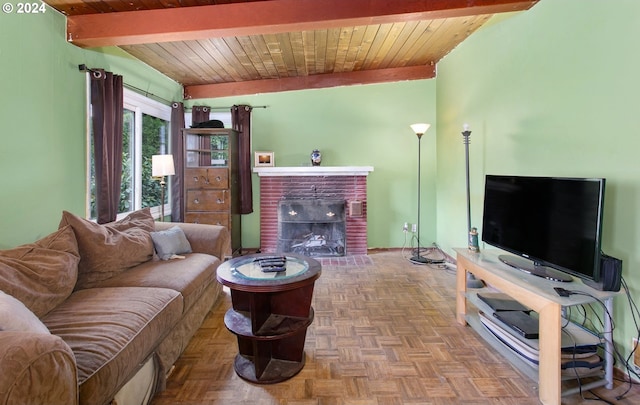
[253,166,374,256]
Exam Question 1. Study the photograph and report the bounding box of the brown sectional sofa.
[0,208,228,405]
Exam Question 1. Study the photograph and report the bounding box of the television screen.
[481,175,605,283]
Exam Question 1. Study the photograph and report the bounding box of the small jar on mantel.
[310,149,322,166]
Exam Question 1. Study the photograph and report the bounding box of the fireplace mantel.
[253,166,374,177]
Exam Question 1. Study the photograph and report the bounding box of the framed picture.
[255,151,275,167]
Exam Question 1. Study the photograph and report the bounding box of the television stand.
[498,254,573,282]
[455,248,618,405]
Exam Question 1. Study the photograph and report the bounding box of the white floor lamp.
[409,123,431,265]
[152,154,175,222]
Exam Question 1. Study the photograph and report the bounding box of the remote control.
[554,287,571,297]
[261,265,286,272]
[260,260,286,267]
[254,255,286,262]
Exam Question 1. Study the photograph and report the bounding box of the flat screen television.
[481,175,606,283]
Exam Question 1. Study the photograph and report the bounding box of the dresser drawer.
[184,212,230,228]
[185,168,228,189]
[186,190,230,211]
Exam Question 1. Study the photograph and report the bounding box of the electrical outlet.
[411,224,417,233]
[403,222,409,232]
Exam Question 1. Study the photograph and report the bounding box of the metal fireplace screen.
[277,199,346,257]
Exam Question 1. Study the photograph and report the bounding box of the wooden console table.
[216,253,321,384]
[455,248,617,405]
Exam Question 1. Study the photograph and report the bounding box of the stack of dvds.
[477,293,603,378]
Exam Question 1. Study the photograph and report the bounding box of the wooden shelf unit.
[182,128,240,256]
[455,248,617,405]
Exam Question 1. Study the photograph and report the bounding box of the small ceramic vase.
[310,149,322,166]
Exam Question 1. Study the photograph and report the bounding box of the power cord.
[561,327,604,403]
[614,277,640,399]
[400,232,447,266]
[560,277,640,401]
[409,238,446,265]
[398,220,448,266]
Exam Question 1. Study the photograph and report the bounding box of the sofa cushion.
[42,286,183,405]
[150,226,192,260]
[59,209,155,290]
[154,222,231,261]
[0,290,50,334]
[0,225,80,317]
[94,253,220,314]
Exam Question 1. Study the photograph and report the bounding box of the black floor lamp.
[409,123,431,264]
[462,125,472,235]
[462,125,484,287]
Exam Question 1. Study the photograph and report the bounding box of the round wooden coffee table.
[216,253,321,384]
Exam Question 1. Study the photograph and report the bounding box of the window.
[87,89,172,220]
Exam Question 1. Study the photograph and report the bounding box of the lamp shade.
[152,154,175,177]
[410,123,430,135]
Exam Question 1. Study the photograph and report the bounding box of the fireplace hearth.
[278,199,346,257]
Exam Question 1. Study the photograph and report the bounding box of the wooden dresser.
[182,128,240,257]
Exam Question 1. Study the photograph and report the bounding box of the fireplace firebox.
[277,199,346,257]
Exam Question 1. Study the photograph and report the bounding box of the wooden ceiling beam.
[183,64,437,99]
[67,0,538,48]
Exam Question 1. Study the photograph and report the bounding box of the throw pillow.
[59,208,155,290]
[151,226,193,260]
[0,290,50,334]
[0,225,80,317]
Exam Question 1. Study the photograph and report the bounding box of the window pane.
[119,109,135,213]
[142,114,170,208]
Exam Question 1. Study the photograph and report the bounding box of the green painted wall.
[185,81,438,250]
[0,4,182,248]
[436,0,640,363]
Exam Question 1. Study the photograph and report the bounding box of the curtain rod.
[184,105,268,111]
[78,64,173,105]
[78,64,268,110]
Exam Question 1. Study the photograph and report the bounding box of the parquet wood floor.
[150,250,640,404]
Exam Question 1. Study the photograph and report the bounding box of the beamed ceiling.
[44,0,539,100]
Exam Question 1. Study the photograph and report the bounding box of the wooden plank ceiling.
[45,0,539,99]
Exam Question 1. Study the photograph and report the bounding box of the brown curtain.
[170,102,186,222]
[232,105,253,214]
[192,106,211,166]
[91,70,123,224]
[191,106,210,126]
